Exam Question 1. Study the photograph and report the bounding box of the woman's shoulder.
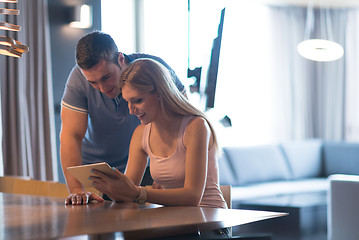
[130,124,148,152]
[187,115,208,126]
[131,124,146,141]
[185,116,210,133]
[133,124,146,135]
[184,115,215,149]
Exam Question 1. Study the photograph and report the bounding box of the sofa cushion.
[231,178,329,201]
[280,139,323,179]
[223,145,291,185]
[323,142,359,176]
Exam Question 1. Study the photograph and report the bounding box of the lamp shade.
[297,2,344,62]
[297,39,344,62]
[69,4,92,29]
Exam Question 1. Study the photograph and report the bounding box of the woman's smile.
[137,112,145,120]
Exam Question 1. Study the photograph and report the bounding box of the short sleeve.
[61,65,89,113]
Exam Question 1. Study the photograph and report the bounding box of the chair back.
[220,185,232,209]
[0,176,100,198]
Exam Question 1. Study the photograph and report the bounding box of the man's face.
[81,59,123,98]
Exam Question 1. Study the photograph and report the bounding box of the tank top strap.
[142,123,151,153]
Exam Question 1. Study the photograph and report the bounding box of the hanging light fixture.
[297,0,344,62]
[0,0,29,58]
[68,4,93,29]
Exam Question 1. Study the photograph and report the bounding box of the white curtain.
[345,9,359,142]
[269,6,347,141]
[215,1,354,147]
[0,0,58,180]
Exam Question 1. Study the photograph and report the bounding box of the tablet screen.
[67,162,116,187]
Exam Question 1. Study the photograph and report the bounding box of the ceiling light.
[297,39,344,62]
[297,1,344,62]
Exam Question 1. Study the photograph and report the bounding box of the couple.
[61,31,227,210]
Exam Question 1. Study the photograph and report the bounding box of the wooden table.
[0,193,287,240]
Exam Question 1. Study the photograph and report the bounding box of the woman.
[90,58,227,209]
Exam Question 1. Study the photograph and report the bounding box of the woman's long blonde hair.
[120,58,218,151]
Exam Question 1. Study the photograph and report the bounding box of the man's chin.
[105,92,119,99]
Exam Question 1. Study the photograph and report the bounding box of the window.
[102,1,356,147]
[101,0,225,109]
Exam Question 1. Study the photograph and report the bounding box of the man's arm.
[60,106,103,204]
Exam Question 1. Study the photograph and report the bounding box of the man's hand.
[65,191,104,205]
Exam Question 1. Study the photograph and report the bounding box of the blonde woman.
[91,58,227,210]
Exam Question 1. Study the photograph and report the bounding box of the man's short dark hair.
[76,31,119,69]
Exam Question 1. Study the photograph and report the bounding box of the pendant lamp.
[297,0,344,62]
[0,0,29,58]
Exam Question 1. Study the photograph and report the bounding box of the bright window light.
[101,0,136,53]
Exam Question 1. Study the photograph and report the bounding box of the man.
[60,31,186,205]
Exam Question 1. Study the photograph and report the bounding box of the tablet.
[67,162,116,187]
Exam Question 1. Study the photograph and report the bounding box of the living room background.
[102,0,359,148]
[2,0,355,181]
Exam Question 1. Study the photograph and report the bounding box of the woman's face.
[122,84,160,125]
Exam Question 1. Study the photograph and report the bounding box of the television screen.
[201,7,226,110]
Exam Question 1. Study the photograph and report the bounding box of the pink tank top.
[142,115,227,208]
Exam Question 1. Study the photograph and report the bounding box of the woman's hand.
[90,168,140,202]
[65,190,104,205]
[151,181,164,189]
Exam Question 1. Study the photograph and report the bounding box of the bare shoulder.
[185,116,210,137]
[184,116,214,148]
[132,124,145,139]
[187,116,209,129]
[129,124,146,153]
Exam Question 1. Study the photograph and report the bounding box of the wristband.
[136,187,147,204]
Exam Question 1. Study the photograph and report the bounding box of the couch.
[218,139,359,239]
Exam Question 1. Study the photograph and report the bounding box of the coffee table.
[233,192,327,240]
